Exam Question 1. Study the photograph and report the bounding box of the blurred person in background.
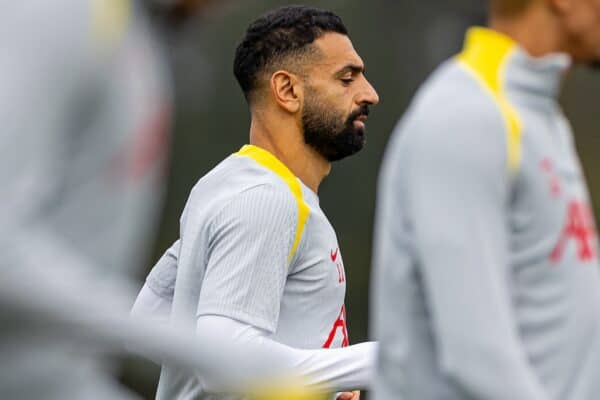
[0,0,223,399]
[371,0,600,399]
[131,5,379,400]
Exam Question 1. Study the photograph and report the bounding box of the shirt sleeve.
[131,282,173,324]
[195,315,376,393]
[131,239,178,325]
[373,96,548,399]
[145,240,181,300]
[196,184,297,333]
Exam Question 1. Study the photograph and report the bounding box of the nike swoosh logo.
[330,248,339,262]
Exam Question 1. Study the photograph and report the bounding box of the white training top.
[143,145,362,398]
[372,27,600,400]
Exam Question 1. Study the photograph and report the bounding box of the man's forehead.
[312,33,364,72]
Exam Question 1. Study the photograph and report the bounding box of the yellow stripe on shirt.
[91,0,131,47]
[456,27,523,173]
[235,145,310,265]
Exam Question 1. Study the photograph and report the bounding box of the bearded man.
[132,5,380,400]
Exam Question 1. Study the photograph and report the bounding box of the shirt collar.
[461,27,571,100]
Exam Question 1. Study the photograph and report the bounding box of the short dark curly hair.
[233,5,348,103]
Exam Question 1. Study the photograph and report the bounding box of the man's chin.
[328,134,366,162]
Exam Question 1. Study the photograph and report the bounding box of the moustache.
[348,105,370,122]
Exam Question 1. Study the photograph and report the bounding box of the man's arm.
[133,281,375,392]
[196,316,375,393]
[373,95,548,399]
[132,282,374,392]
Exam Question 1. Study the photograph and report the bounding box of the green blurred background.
[124,0,600,397]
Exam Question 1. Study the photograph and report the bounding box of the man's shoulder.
[183,154,300,224]
[394,58,508,149]
[194,153,297,196]
[384,59,511,178]
[409,58,504,124]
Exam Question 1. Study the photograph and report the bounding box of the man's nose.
[358,77,379,106]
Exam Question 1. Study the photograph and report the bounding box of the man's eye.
[341,78,354,85]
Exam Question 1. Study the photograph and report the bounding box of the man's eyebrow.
[334,64,365,77]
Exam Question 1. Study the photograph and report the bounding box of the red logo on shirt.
[550,200,597,263]
[330,248,344,284]
[330,248,339,262]
[322,305,349,348]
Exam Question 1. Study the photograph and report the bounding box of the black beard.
[302,104,370,162]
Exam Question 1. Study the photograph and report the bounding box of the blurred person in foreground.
[131,5,379,400]
[371,0,600,399]
[0,0,223,399]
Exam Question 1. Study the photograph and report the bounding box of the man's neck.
[248,118,330,194]
[489,6,566,58]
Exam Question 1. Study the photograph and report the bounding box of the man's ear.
[270,70,303,114]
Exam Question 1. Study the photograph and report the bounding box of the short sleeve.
[196,184,297,333]
[146,240,181,300]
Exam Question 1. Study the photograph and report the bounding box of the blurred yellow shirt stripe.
[457,27,523,173]
[91,0,131,46]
